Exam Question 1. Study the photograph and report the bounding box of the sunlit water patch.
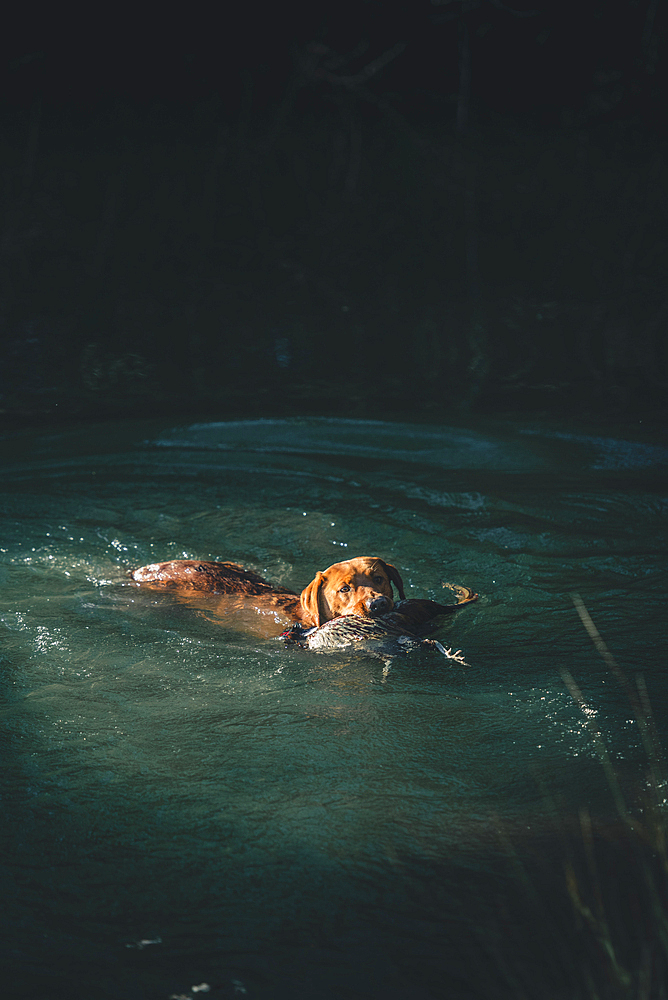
[1,417,666,998]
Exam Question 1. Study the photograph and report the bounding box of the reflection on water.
[1,418,666,998]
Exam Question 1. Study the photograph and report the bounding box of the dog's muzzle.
[366,595,393,616]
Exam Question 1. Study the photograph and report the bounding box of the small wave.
[521,429,668,471]
[150,418,547,471]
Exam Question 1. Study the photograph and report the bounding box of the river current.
[1,417,666,999]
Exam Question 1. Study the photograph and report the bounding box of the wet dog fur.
[131,556,405,628]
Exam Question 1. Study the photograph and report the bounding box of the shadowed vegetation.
[1,78,666,423]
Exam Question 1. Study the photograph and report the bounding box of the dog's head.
[299,556,406,627]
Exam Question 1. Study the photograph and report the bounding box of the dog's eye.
[339,584,350,593]
[373,575,384,584]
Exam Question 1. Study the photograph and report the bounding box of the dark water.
[1,417,667,999]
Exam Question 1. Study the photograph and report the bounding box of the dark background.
[1,0,666,425]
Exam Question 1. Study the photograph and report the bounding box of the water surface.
[1,417,666,998]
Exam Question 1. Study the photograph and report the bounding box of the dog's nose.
[367,595,392,616]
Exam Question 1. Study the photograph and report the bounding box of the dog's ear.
[300,571,327,626]
[379,560,405,600]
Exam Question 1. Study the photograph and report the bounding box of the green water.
[1,417,666,999]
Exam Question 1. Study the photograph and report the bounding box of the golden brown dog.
[131,556,407,630]
[130,556,479,634]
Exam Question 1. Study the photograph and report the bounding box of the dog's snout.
[367,594,392,616]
